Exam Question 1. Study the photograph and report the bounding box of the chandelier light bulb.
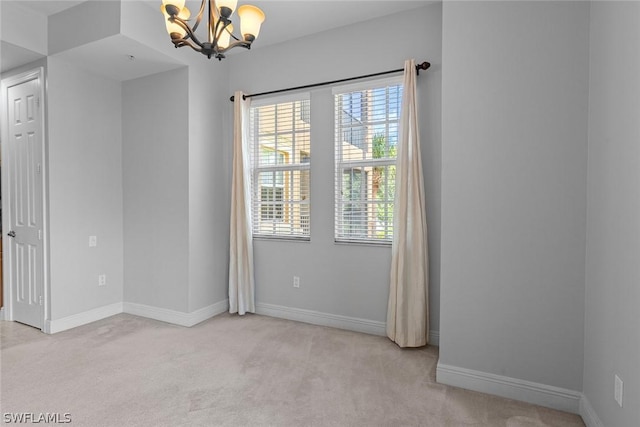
[217,0,239,18]
[237,5,265,41]
[161,5,190,37]
[162,0,186,15]
[178,6,191,19]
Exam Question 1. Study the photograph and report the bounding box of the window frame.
[333,76,403,245]
[249,93,311,241]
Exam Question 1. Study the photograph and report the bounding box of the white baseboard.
[579,394,604,427]
[188,299,229,325]
[256,302,440,345]
[41,299,229,334]
[123,299,228,327]
[436,362,582,414]
[256,302,387,336]
[45,302,124,334]
[38,298,437,347]
[0,307,5,321]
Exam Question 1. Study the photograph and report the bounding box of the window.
[250,95,311,239]
[334,79,403,243]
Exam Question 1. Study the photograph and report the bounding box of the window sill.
[334,239,392,248]
[253,235,311,243]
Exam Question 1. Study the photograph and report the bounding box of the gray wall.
[584,2,640,426]
[4,0,229,322]
[122,67,190,312]
[47,56,124,319]
[119,0,231,312]
[187,63,232,312]
[439,1,589,391]
[225,3,442,329]
[122,63,230,314]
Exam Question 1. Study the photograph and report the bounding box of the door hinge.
[38,229,42,240]
[36,97,40,107]
[37,163,41,174]
[39,295,43,306]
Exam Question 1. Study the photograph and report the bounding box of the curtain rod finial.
[416,61,431,75]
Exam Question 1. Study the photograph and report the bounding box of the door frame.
[1,66,50,330]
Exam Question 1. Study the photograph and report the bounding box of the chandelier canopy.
[161,0,265,60]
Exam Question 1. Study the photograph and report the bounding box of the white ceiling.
[233,1,433,50]
[5,0,432,79]
[18,0,432,49]
[1,41,45,73]
[16,0,87,16]
[52,34,186,81]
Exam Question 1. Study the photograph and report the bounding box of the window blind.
[334,79,402,243]
[250,95,311,239]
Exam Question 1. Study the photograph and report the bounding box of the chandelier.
[161,0,265,60]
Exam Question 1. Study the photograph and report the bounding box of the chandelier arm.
[173,16,205,48]
[210,0,225,45]
[172,37,204,53]
[190,0,207,33]
[215,39,251,54]
[210,6,221,45]
[215,19,232,46]
[228,30,241,42]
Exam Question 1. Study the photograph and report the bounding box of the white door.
[2,71,45,329]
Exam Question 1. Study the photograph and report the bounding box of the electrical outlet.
[89,235,97,247]
[293,276,300,288]
[615,375,623,407]
[98,274,107,286]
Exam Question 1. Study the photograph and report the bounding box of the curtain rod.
[229,61,430,102]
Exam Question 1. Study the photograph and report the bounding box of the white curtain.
[386,59,429,347]
[229,91,255,315]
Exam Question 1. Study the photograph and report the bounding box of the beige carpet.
[1,313,584,426]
